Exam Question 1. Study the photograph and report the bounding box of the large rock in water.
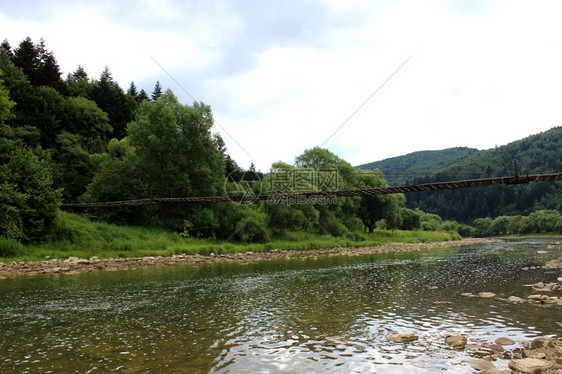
[445,335,467,348]
[508,358,555,373]
[387,333,418,343]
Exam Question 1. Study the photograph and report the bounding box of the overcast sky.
[1,0,561,172]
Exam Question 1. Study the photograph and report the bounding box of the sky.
[1,0,561,172]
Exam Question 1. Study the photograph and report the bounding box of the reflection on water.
[0,239,560,373]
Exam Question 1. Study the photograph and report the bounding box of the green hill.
[357,147,479,186]
[357,127,562,223]
[406,127,562,223]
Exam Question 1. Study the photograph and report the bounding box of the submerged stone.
[445,335,467,348]
[495,337,515,346]
[479,292,496,299]
[387,333,418,343]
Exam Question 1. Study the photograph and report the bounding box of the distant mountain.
[357,127,562,223]
[357,147,479,186]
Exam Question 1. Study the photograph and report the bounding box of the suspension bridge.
[61,162,562,209]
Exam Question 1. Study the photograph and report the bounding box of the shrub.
[400,208,421,230]
[0,236,24,257]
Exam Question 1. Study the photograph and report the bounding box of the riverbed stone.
[543,258,562,269]
[495,337,515,346]
[533,282,560,292]
[470,359,496,371]
[445,335,467,348]
[480,369,502,374]
[508,358,556,373]
[387,333,418,343]
[479,292,496,299]
[531,337,553,349]
[508,296,527,303]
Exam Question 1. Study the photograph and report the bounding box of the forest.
[0,37,560,256]
[0,37,423,247]
[361,127,562,223]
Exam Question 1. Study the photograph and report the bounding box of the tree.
[90,66,135,139]
[354,169,405,232]
[151,80,162,102]
[71,65,88,81]
[12,37,38,82]
[0,140,61,241]
[0,70,14,135]
[0,39,13,58]
[138,89,150,102]
[12,37,62,88]
[127,81,138,98]
[35,39,62,88]
[0,49,42,145]
[82,138,155,225]
[0,68,61,242]
[52,132,92,201]
[67,65,93,98]
[86,90,226,229]
[399,208,421,230]
[61,96,112,146]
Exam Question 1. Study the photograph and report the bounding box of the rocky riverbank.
[0,238,497,278]
[457,253,562,372]
[462,256,562,307]
[385,333,562,373]
[465,335,562,373]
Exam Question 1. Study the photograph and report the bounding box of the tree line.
[0,36,423,244]
[1,37,559,248]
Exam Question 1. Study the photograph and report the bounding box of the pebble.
[508,296,526,303]
[445,335,467,348]
[479,292,496,299]
[470,359,495,371]
[387,333,418,343]
[495,337,515,346]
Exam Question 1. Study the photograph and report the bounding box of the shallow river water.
[0,239,561,373]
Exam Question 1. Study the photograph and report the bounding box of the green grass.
[1,212,461,263]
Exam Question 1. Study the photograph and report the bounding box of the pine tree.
[36,39,61,87]
[68,65,88,82]
[90,66,135,139]
[0,39,13,58]
[151,80,162,102]
[12,37,61,88]
[127,81,138,97]
[138,89,150,102]
[13,36,39,81]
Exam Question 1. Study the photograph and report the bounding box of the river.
[0,238,560,373]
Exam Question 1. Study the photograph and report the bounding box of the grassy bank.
[1,212,461,262]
